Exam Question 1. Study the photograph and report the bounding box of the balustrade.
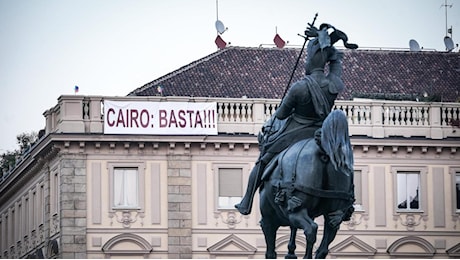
[44,95,460,139]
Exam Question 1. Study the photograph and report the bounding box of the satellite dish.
[409,39,421,52]
[444,36,454,52]
[215,20,226,34]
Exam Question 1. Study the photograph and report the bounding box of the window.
[51,170,59,215]
[113,168,139,209]
[456,173,460,212]
[108,162,145,212]
[24,198,28,239]
[218,168,243,209]
[397,172,420,210]
[353,169,363,211]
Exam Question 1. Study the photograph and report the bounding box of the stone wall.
[59,155,87,258]
[167,155,192,258]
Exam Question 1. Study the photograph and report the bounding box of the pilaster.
[59,155,87,259]
[167,155,192,258]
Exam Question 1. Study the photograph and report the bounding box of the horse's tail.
[320,109,354,175]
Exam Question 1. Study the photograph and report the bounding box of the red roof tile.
[129,46,460,102]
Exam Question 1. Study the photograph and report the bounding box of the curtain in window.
[397,172,420,210]
[218,168,243,209]
[113,168,138,208]
[219,168,242,197]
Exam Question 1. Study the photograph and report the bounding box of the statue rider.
[235,23,357,215]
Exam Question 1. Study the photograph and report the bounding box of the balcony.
[43,95,460,140]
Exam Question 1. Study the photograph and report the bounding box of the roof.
[129,46,460,102]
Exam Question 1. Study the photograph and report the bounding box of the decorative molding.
[213,211,248,229]
[393,213,428,231]
[51,213,59,235]
[362,145,369,153]
[452,214,460,229]
[447,243,460,257]
[343,212,369,230]
[109,211,145,228]
[387,236,435,257]
[406,146,413,153]
[329,235,376,257]
[102,233,152,255]
[16,241,22,257]
[79,141,85,153]
[207,234,256,256]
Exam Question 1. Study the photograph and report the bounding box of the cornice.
[0,136,59,206]
[45,133,459,157]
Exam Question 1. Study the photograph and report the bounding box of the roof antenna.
[441,0,456,52]
[215,0,228,34]
[214,0,228,49]
[441,0,453,37]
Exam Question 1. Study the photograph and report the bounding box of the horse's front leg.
[285,226,298,259]
[303,221,317,259]
[289,208,317,259]
[261,218,279,259]
[315,214,341,259]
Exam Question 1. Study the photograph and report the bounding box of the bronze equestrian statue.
[235,20,358,258]
[261,109,354,258]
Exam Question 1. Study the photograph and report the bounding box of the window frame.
[449,167,460,214]
[396,172,421,210]
[391,166,427,214]
[213,163,250,211]
[108,162,145,212]
[353,165,369,212]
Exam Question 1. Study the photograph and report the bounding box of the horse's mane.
[320,110,354,175]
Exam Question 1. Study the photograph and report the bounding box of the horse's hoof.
[234,203,251,215]
[285,253,298,259]
[266,252,277,259]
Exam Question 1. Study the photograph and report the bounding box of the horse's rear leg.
[285,226,298,259]
[289,209,317,259]
[261,218,279,259]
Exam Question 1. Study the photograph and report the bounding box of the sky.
[0,0,459,152]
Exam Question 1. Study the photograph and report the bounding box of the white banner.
[104,100,218,135]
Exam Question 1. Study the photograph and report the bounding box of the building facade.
[1,95,459,258]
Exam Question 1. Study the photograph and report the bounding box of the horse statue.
[259,109,355,259]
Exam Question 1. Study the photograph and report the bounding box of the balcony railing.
[43,95,460,139]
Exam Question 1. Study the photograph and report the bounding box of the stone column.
[59,155,87,259]
[167,155,192,259]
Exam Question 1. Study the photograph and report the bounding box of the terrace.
[45,95,460,139]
